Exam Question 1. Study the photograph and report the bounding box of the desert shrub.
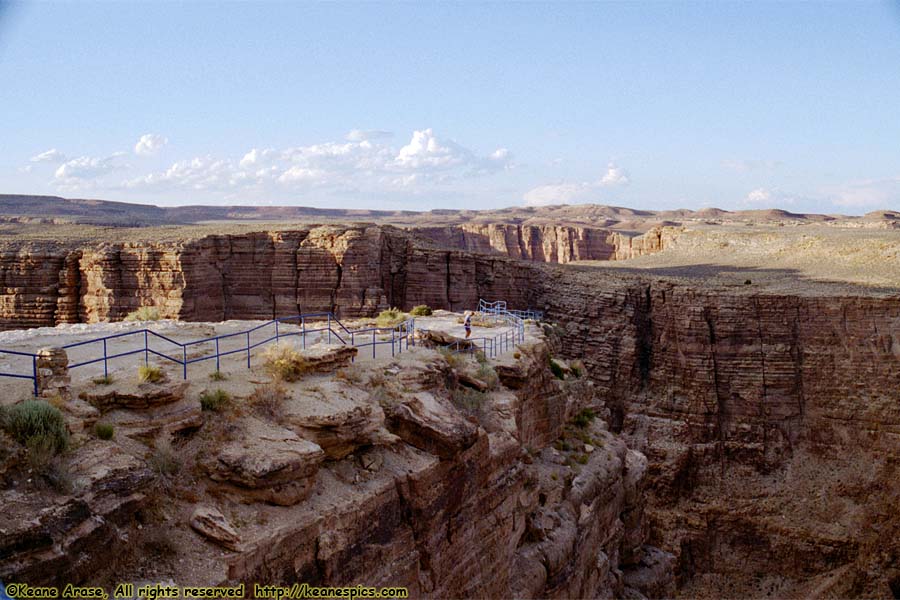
[262,344,308,382]
[409,305,433,317]
[1,399,69,454]
[573,408,596,428]
[477,362,500,390]
[208,370,227,381]
[376,307,407,327]
[439,347,466,370]
[94,422,115,440]
[138,365,164,383]
[199,388,231,412]
[249,382,287,420]
[450,387,487,420]
[549,358,566,380]
[570,360,585,378]
[334,367,363,384]
[92,375,114,385]
[124,306,161,322]
[149,437,181,479]
[574,453,590,465]
[513,352,521,359]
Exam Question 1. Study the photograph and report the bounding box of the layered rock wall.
[0,226,540,329]
[414,224,678,263]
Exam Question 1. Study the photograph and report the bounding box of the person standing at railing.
[464,311,473,339]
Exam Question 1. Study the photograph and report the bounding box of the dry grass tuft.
[262,344,308,382]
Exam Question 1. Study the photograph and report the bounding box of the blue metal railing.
[0,348,38,396]
[0,312,415,394]
[437,298,542,358]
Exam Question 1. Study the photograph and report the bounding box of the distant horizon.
[2,2,899,214]
[1,192,897,220]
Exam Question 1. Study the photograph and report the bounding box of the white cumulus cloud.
[524,162,629,206]
[134,134,168,156]
[345,129,393,142]
[55,154,126,181]
[30,148,67,163]
[123,128,509,195]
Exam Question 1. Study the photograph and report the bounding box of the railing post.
[275,319,279,344]
[328,314,332,344]
[391,327,395,357]
[246,331,251,368]
[215,338,221,372]
[144,330,149,365]
[32,355,38,397]
[372,328,376,359]
[302,317,307,349]
[103,338,109,379]
[182,346,187,380]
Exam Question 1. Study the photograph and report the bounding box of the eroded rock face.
[0,442,152,585]
[538,271,900,594]
[414,224,677,263]
[0,225,539,329]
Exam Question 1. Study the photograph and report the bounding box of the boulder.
[80,380,189,411]
[384,391,479,459]
[280,381,397,459]
[206,417,325,506]
[299,343,358,373]
[190,505,241,551]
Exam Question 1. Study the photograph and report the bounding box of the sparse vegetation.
[477,362,499,390]
[149,436,181,481]
[570,359,585,378]
[574,453,589,465]
[513,352,521,359]
[138,364,164,383]
[409,304,433,317]
[549,357,566,380]
[262,344,308,382]
[249,382,287,420]
[439,347,467,370]
[92,374,114,385]
[124,306,161,322]
[376,307,407,327]
[0,399,69,454]
[199,388,231,412]
[94,422,115,440]
[573,408,596,428]
[450,387,487,420]
[208,370,227,381]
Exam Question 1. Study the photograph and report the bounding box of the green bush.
[94,422,115,440]
[549,358,565,380]
[1,399,69,454]
[138,365,164,383]
[199,388,231,412]
[262,344,308,382]
[409,305,433,317]
[208,370,227,381]
[375,307,407,327]
[124,306,161,322]
[92,375,114,385]
[573,408,596,428]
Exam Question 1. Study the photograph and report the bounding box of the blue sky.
[1,1,899,213]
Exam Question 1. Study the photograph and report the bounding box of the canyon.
[2,197,900,598]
